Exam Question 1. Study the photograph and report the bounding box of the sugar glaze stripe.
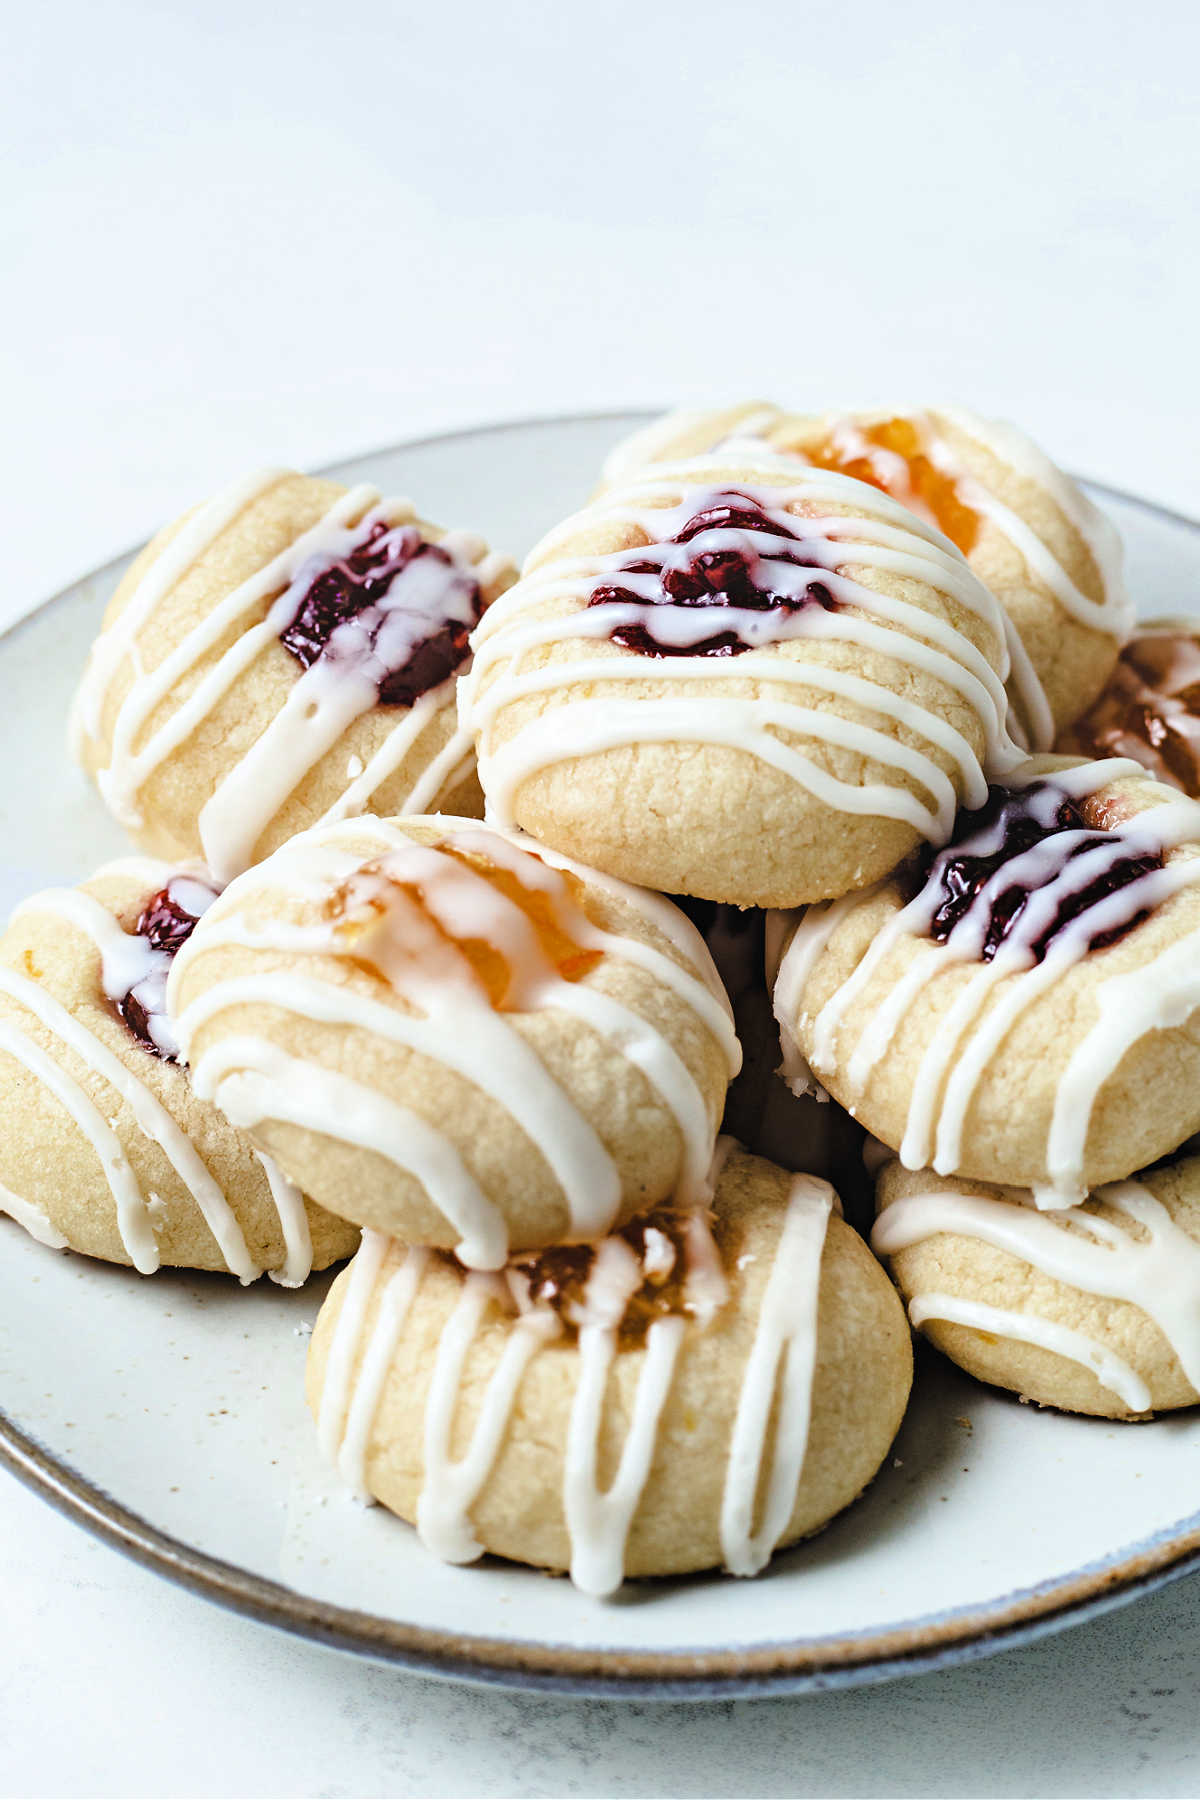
[462,469,1022,839]
[315,1166,834,1596]
[0,880,312,1283]
[872,1172,1200,1412]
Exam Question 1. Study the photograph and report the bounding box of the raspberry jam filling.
[278,516,483,706]
[113,875,219,1059]
[588,488,837,657]
[904,780,1164,964]
[1062,631,1200,795]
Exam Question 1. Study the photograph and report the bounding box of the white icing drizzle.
[931,406,1129,638]
[600,405,1132,749]
[0,1176,68,1249]
[419,1281,561,1564]
[172,818,731,1267]
[195,1035,510,1271]
[0,1007,161,1269]
[1046,927,1200,1197]
[0,965,256,1276]
[719,1174,832,1576]
[873,1174,1200,1411]
[778,762,1200,1202]
[314,698,474,834]
[463,471,1021,841]
[565,1275,687,1593]
[681,1192,731,1324]
[0,878,313,1282]
[317,1153,836,1593]
[75,482,374,830]
[196,512,484,880]
[17,878,216,1061]
[769,894,861,1098]
[257,1152,314,1289]
[462,820,740,1067]
[318,1231,679,1593]
[334,1237,430,1497]
[600,406,784,487]
[906,1290,1150,1414]
[317,1228,393,1472]
[1000,611,1056,753]
[70,468,289,749]
[467,558,1013,796]
[70,470,502,884]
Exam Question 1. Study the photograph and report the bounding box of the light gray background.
[3,3,1199,1795]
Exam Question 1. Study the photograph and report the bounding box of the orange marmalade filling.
[325,843,602,1008]
[800,416,981,555]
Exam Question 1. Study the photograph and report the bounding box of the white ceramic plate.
[2,412,1198,1700]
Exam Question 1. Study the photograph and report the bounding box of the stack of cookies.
[4,404,1199,1596]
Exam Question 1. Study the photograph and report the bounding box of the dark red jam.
[588,489,836,657]
[114,875,218,1060]
[903,781,1164,964]
[135,886,209,957]
[278,518,483,706]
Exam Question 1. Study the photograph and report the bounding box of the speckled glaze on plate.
[0,412,1198,1700]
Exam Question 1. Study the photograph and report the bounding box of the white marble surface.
[3,1,1200,1794]
[3,1477,1200,1800]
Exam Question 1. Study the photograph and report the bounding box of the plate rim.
[3,408,1200,1700]
[4,1400,1200,1700]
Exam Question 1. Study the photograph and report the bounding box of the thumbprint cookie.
[774,756,1200,1204]
[308,1145,912,1593]
[168,815,740,1269]
[463,457,1016,907]
[601,404,1130,747]
[873,1154,1200,1420]
[0,859,358,1280]
[71,469,515,882]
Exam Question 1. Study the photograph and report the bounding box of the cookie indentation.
[798,416,981,553]
[112,875,219,1059]
[588,489,837,657]
[278,516,483,706]
[906,780,1164,963]
[510,1208,724,1343]
[326,843,604,1010]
